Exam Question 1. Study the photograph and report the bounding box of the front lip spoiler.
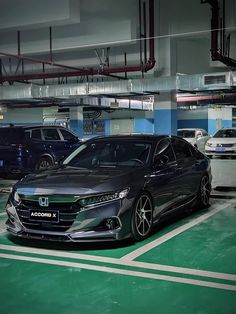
[6,228,126,243]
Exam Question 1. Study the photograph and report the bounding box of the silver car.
[177,128,210,152]
[205,128,236,158]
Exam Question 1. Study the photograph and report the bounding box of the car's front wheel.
[196,175,211,209]
[35,156,54,171]
[131,193,153,241]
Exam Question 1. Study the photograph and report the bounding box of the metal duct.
[0,71,235,102]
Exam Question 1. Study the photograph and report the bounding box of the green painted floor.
[0,192,236,313]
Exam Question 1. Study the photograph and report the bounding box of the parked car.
[205,127,236,158]
[6,134,212,243]
[0,125,81,176]
[177,128,210,152]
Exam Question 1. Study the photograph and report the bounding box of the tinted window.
[31,129,41,140]
[60,129,75,141]
[154,139,175,163]
[172,138,192,160]
[189,145,204,160]
[43,128,60,141]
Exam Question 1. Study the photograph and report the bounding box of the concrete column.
[69,106,83,138]
[154,92,177,135]
[208,107,232,136]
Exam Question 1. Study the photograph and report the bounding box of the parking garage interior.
[0,0,236,313]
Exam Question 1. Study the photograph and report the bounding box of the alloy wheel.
[200,175,211,206]
[132,194,153,240]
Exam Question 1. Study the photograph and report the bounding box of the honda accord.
[6,135,212,242]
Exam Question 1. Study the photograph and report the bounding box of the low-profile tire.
[196,174,211,209]
[35,156,54,171]
[131,193,153,241]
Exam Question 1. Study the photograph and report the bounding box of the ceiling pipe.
[201,0,236,69]
[0,0,156,84]
[177,93,236,102]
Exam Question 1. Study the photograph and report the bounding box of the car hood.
[207,138,236,145]
[15,166,146,196]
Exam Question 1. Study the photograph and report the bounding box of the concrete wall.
[0,107,43,126]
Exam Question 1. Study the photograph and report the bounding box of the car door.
[146,138,183,220]
[171,137,200,200]
[41,127,67,161]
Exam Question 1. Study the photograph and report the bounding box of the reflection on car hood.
[207,138,236,144]
[15,166,144,195]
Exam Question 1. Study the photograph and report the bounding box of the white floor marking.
[0,244,236,282]
[0,212,6,217]
[0,253,236,291]
[121,201,234,261]
[0,220,6,234]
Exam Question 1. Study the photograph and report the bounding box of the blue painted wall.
[70,120,83,137]
[154,109,177,135]
[177,119,208,130]
[208,119,232,136]
[134,118,154,133]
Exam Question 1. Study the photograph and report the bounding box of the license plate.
[29,210,59,223]
[0,160,3,167]
[215,147,225,152]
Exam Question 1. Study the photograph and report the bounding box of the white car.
[205,127,236,158]
[177,128,210,152]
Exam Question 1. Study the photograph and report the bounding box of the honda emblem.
[39,197,49,207]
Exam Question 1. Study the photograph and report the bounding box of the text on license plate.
[215,147,225,152]
[29,210,59,223]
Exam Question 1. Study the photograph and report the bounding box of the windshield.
[213,129,236,138]
[177,130,195,138]
[63,139,152,169]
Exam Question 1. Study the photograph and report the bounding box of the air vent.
[204,75,226,85]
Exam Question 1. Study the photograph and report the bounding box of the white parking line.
[0,220,6,235]
[0,244,236,282]
[1,253,236,291]
[0,212,6,217]
[121,201,233,261]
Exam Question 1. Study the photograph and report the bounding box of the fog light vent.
[105,217,121,230]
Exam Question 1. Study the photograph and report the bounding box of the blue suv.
[0,125,81,177]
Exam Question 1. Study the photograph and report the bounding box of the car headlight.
[12,190,21,204]
[79,188,129,207]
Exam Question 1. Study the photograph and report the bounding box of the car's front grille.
[17,199,81,232]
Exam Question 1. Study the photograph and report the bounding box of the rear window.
[0,127,26,145]
[177,130,195,138]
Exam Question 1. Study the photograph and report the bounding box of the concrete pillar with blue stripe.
[208,108,232,136]
[69,107,83,138]
[154,92,177,136]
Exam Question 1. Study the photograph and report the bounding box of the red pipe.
[0,0,156,83]
[177,93,236,102]
[202,0,236,68]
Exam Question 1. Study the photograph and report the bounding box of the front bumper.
[205,150,236,156]
[5,197,132,242]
